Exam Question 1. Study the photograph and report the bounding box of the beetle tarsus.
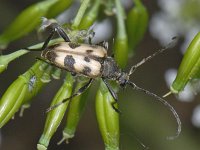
[111,101,121,114]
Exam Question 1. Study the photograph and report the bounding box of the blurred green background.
[1,0,200,150]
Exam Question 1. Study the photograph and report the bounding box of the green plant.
[2,0,193,150]
[0,1,148,149]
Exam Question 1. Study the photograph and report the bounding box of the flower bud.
[171,32,200,93]
[114,0,128,68]
[0,76,27,127]
[38,73,74,150]
[0,60,50,125]
[58,77,90,144]
[96,80,119,150]
[0,0,70,49]
[126,0,148,54]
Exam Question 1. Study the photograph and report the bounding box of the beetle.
[28,18,181,140]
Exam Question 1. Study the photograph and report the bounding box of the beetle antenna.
[129,37,178,75]
[127,81,181,140]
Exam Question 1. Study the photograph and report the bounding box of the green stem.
[72,0,91,29]
[115,0,126,39]
[0,38,63,73]
[0,50,28,64]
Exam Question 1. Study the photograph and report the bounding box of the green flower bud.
[126,0,148,54]
[58,77,90,144]
[171,32,200,93]
[114,0,128,68]
[22,61,49,105]
[0,76,28,127]
[96,80,119,150]
[38,73,74,150]
[47,0,73,18]
[114,38,128,68]
[0,0,62,49]
[0,60,48,125]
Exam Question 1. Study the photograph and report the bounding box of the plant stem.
[115,0,126,39]
[72,0,91,29]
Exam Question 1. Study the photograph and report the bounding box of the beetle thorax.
[102,57,121,79]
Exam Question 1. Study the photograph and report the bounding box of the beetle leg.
[46,78,93,112]
[41,30,56,50]
[55,25,70,42]
[102,79,121,113]
[88,30,95,44]
[42,25,70,49]
[24,25,70,52]
[23,29,57,51]
[97,41,109,50]
[88,36,92,45]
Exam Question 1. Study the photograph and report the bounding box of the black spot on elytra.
[47,43,59,50]
[68,42,80,49]
[64,55,75,70]
[86,50,93,53]
[82,66,91,75]
[84,57,90,62]
[46,51,57,62]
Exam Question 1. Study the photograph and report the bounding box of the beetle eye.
[119,78,126,87]
[120,83,126,87]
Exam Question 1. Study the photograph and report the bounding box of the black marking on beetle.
[64,55,75,70]
[82,66,91,75]
[86,49,93,53]
[68,42,81,49]
[90,55,105,64]
[45,51,57,62]
[47,43,59,50]
[84,57,90,62]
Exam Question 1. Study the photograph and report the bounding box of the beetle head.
[118,72,129,88]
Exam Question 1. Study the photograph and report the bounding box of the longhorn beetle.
[28,18,181,140]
